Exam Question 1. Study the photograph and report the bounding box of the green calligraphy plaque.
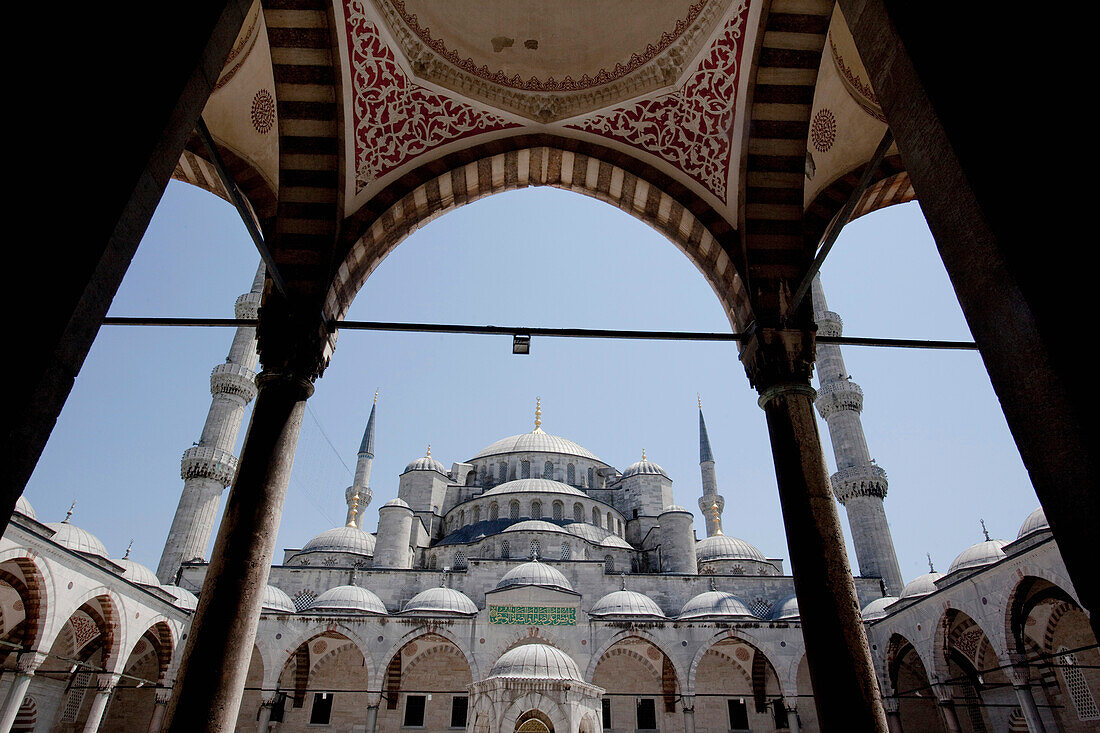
[489,605,576,626]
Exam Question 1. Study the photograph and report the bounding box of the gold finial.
[374,388,379,405]
[426,444,431,458]
[534,397,542,432]
[980,519,990,541]
[642,448,647,461]
[927,553,935,573]
[124,540,133,559]
[711,500,723,535]
[698,394,702,410]
[347,490,360,528]
[64,501,76,523]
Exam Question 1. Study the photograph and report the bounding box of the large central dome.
[473,429,602,462]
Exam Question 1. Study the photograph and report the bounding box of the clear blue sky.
[24,180,1040,586]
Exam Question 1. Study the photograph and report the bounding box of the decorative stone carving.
[814,380,864,419]
[831,463,889,502]
[180,446,238,486]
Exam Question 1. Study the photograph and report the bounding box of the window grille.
[1059,646,1100,720]
[532,501,542,519]
[749,598,772,618]
[510,501,520,520]
[561,543,571,560]
[521,460,531,479]
[574,503,584,522]
[293,590,318,612]
[501,541,510,559]
[567,464,576,484]
[473,506,481,523]
[604,556,615,572]
[454,552,467,569]
[530,540,540,558]
[553,501,564,521]
[592,507,601,526]
[61,673,91,722]
[499,463,507,483]
[544,461,554,479]
[489,503,499,521]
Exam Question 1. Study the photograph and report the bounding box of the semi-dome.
[482,478,587,498]
[262,585,296,613]
[696,535,766,563]
[116,558,159,587]
[771,595,800,620]
[899,572,943,599]
[861,597,898,621]
[622,457,668,479]
[161,585,198,611]
[403,586,478,616]
[300,526,376,556]
[679,591,756,620]
[496,561,573,592]
[404,455,448,475]
[600,534,633,549]
[474,431,601,462]
[1018,507,1049,539]
[307,585,386,615]
[503,520,569,535]
[14,496,36,520]
[489,643,582,681]
[46,522,109,559]
[589,590,666,619]
[564,522,614,543]
[949,539,1009,573]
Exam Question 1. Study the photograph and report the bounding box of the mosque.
[1,268,1095,733]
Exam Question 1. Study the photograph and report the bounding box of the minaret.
[156,264,264,583]
[344,392,377,528]
[697,398,725,537]
[811,274,904,595]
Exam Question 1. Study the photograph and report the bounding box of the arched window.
[553,501,564,521]
[454,552,467,569]
[430,555,438,568]
[607,512,613,530]
[531,500,542,519]
[588,467,595,488]
[573,503,584,522]
[543,461,554,479]
[604,555,615,572]
[584,547,591,560]
[561,542,571,560]
[567,463,575,484]
[499,463,507,483]
[478,465,487,484]
[473,505,481,523]
[592,507,601,526]
[530,540,540,559]
[501,541,510,559]
[521,460,531,479]
[465,471,476,486]
[459,509,465,526]
[510,500,520,520]
[616,518,623,536]
[489,502,499,521]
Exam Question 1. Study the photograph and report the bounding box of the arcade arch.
[885,633,944,733]
[378,633,473,731]
[691,636,786,733]
[273,630,371,728]
[591,635,681,733]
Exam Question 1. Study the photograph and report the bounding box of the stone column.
[934,690,962,733]
[681,696,695,733]
[148,690,171,733]
[1013,684,1046,733]
[364,701,380,733]
[0,652,44,733]
[785,703,801,733]
[256,695,277,731]
[741,327,887,732]
[81,675,117,733]
[882,697,903,733]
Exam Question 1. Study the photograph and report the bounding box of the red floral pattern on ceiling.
[345,3,520,193]
[69,611,100,651]
[390,0,708,92]
[567,4,750,203]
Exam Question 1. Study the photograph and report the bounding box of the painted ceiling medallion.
[810,108,837,153]
[345,4,520,193]
[568,3,750,203]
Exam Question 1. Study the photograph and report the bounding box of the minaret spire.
[157,263,265,583]
[812,274,904,596]
[696,398,725,537]
[345,394,377,528]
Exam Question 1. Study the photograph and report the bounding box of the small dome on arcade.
[14,496,36,520]
[262,585,296,613]
[47,507,110,559]
[161,585,198,611]
[949,539,1008,573]
[489,643,582,681]
[590,584,666,619]
[679,590,756,620]
[1018,507,1049,539]
[899,572,943,599]
[403,586,478,616]
[771,595,800,620]
[403,445,447,475]
[300,525,376,557]
[307,585,386,615]
[622,451,668,479]
[696,535,766,563]
[116,549,160,587]
[496,561,573,592]
[861,597,898,621]
[503,520,568,535]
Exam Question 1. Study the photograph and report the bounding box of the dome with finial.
[262,585,296,613]
[771,595,800,620]
[489,643,582,681]
[306,585,387,615]
[115,542,159,586]
[622,449,669,478]
[404,445,448,475]
[403,584,478,616]
[14,495,36,520]
[472,399,603,462]
[299,526,376,557]
[590,577,666,618]
[496,559,573,592]
[949,520,1008,573]
[679,583,756,620]
[161,585,199,611]
[1018,507,1049,539]
[861,596,898,621]
[46,503,110,559]
[696,535,766,563]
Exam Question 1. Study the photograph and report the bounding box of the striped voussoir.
[742,0,832,315]
[175,138,279,226]
[326,147,753,331]
[264,0,341,304]
[803,154,908,245]
[172,150,231,202]
[0,561,43,650]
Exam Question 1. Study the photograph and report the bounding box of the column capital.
[15,650,48,674]
[95,672,119,693]
[154,689,172,706]
[739,325,816,395]
[880,696,899,714]
[256,292,334,383]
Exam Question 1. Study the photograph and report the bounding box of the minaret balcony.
[814,380,864,418]
[235,291,261,320]
[830,463,888,503]
[181,446,238,485]
[210,362,258,400]
[813,310,843,337]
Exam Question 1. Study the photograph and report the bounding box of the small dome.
[1018,507,1049,539]
[161,585,198,611]
[489,643,582,681]
[307,585,386,615]
[301,526,376,557]
[661,505,690,515]
[474,432,600,462]
[771,595,800,620]
[696,535,766,563]
[14,496,36,520]
[383,497,411,509]
[497,561,573,592]
[590,590,666,619]
[404,455,448,475]
[403,586,478,616]
[600,535,632,549]
[482,478,587,498]
[262,585,295,613]
[116,558,159,587]
[46,522,109,559]
[564,522,613,543]
[949,539,1008,573]
[899,572,944,599]
[862,597,898,621]
[504,520,568,535]
[679,591,755,620]
[622,457,669,479]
